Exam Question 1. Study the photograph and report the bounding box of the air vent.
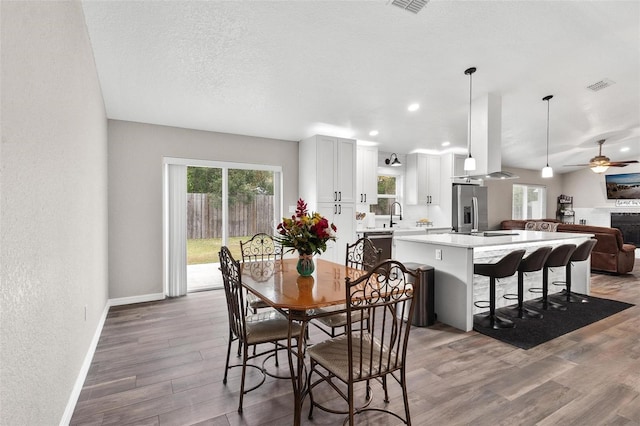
[390,0,429,14]
[587,78,616,92]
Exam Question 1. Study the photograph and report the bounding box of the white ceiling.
[81,0,640,174]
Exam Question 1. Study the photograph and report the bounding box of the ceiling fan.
[565,139,639,173]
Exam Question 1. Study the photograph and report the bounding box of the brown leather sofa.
[500,219,636,275]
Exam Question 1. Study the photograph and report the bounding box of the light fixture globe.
[541,165,554,178]
[464,156,476,171]
[591,164,609,174]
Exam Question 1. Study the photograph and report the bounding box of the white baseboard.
[59,292,166,425]
[108,292,166,307]
[59,302,109,426]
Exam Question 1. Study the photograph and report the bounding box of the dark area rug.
[473,294,634,350]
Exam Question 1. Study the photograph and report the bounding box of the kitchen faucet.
[389,202,403,228]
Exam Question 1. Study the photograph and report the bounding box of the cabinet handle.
[360,194,363,203]
[334,191,338,202]
[339,191,342,201]
[364,194,367,203]
[339,204,342,214]
[334,204,337,214]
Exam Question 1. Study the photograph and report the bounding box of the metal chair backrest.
[219,246,246,341]
[345,237,382,271]
[240,233,283,262]
[344,260,419,381]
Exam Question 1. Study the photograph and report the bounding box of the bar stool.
[473,249,526,329]
[551,239,598,303]
[503,246,552,319]
[528,244,576,311]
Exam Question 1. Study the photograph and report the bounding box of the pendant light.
[541,95,554,178]
[463,67,476,171]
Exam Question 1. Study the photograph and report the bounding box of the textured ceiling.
[82,0,640,173]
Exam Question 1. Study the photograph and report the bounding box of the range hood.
[454,93,519,181]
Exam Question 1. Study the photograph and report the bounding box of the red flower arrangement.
[275,198,337,256]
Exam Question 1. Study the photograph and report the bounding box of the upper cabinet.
[405,153,441,205]
[299,135,356,263]
[356,146,378,204]
[299,135,356,205]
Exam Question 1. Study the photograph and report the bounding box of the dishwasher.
[362,230,393,261]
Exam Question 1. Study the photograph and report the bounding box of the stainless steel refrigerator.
[452,184,488,233]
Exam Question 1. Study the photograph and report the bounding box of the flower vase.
[296,253,315,276]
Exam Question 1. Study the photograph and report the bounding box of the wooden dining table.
[240,257,367,426]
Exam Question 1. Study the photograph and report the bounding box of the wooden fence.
[187,193,275,239]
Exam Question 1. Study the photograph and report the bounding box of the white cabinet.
[299,135,357,263]
[453,154,466,177]
[356,146,378,204]
[406,153,441,205]
[299,135,356,205]
[316,203,356,262]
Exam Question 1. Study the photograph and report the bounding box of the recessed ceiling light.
[441,141,450,147]
[407,103,420,112]
[369,130,379,136]
[620,147,630,152]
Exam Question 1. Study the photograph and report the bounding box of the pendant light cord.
[465,67,476,159]
[543,95,553,167]
[546,99,550,166]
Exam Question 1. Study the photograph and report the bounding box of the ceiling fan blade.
[563,163,592,167]
[607,160,639,167]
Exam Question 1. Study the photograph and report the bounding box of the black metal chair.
[473,250,526,329]
[528,244,577,311]
[307,260,420,425]
[218,246,301,413]
[312,237,382,337]
[503,246,552,319]
[551,239,598,303]
[240,233,283,313]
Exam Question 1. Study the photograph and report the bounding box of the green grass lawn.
[187,237,246,264]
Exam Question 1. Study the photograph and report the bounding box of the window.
[371,174,401,216]
[512,184,547,220]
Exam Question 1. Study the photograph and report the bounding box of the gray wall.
[484,167,564,229]
[1,1,108,423]
[108,120,299,299]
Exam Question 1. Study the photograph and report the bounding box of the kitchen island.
[394,230,595,331]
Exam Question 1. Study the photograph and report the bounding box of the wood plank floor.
[71,264,640,425]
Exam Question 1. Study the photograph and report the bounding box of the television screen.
[605,172,640,199]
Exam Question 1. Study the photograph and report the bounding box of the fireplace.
[611,212,640,246]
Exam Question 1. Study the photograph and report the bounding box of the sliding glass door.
[164,158,282,294]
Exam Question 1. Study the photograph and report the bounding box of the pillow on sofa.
[525,221,559,232]
[524,221,538,230]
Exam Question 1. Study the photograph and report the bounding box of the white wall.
[107,120,298,299]
[1,2,108,424]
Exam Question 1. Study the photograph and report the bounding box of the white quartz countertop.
[393,230,594,248]
[356,226,451,234]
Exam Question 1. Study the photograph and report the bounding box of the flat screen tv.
[605,172,640,199]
